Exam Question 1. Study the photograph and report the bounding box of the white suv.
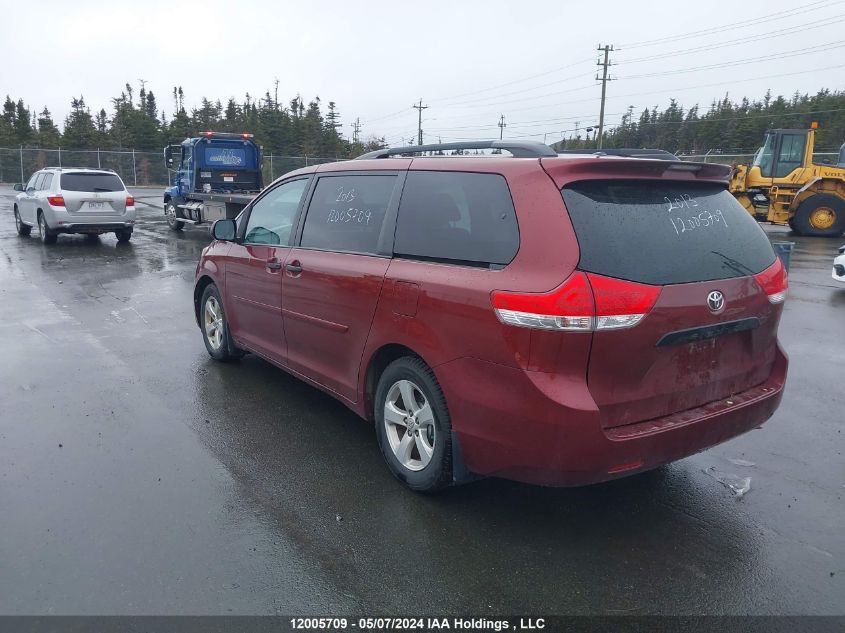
[13,168,137,244]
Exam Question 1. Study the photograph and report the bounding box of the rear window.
[561,180,775,285]
[60,172,124,192]
[394,171,519,267]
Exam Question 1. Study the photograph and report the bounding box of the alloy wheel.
[383,379,436,471]
[204,296,224,351]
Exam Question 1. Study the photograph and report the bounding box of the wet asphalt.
[0,185,842,616]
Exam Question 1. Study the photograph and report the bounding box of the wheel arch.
[194,275,217,327]
[790,178,845,212]
[363,343,428,423]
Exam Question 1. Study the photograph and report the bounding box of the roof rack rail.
[356,139,557,160]
[557,148,680,161]
[42,166,117,172]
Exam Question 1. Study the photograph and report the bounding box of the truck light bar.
[202,131,254,139]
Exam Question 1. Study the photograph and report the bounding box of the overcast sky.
[2,0,843,149]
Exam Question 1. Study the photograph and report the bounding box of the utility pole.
[595,44,614,149]
[412,99,428,145]
[498,114,506,139]
[352,117,361,144]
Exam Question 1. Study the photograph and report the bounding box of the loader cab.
[838,142,845,168]
[752,129,812,180]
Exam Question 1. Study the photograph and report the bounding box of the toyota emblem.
[707,290,725,313]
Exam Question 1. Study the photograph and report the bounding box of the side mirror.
[212,218,237,241]
[13,183,24,191]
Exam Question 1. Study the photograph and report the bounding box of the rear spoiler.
[541,156,732,185]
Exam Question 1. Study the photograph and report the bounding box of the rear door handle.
[265,260,282,270]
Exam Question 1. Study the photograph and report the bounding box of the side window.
[40,173,53,190]
[243,178,308,245]
[181,146,192,168]
[775,134,805,177]
[25,173,40,191]
[394,171,519,267]
[300,175,396,254]
[32,173,46,191]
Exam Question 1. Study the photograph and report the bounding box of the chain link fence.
[678,151,840,166]
[0,147,342,188]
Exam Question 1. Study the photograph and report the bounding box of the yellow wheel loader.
[729,125,845,236]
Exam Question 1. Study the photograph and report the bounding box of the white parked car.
[834,245,845,283]
[13,168,136,244]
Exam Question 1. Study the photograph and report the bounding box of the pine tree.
[63,96,97,149]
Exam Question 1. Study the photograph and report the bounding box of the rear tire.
[37,212,57,245]
[115,229,132,243]
[165,201,184,231]
[200,284,242,361]
[374,356,453,493]
[791,194,845,236]
[14,207,31,236]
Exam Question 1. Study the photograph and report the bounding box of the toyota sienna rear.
[194,140,787,491]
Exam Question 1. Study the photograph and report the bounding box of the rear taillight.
[47,196,64,207]
[589,274,662,330]
[125,196,135,206]
[492,271,594,330]
[753,257,788,304]
[492,272,660,331]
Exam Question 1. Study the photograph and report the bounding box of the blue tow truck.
[163,131,264,230]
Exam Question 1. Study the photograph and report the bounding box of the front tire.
[14,207,31,236]
[165,201,184,231]
[200,284,242,361]
[37,212,57,244]
[791,194,845,236]
[374,356,452,492]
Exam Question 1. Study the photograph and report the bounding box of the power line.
[623,40,845,79]
[429,57,595,104]
[618,13,845,64]
[619,0,843,49]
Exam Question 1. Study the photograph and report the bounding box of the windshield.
[753,133,775,177]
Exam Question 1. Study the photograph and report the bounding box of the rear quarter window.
[394,171,519,267]
[561,180,776,285]
[61,172,125,192]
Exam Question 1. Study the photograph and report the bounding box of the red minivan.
[194,140,788,492]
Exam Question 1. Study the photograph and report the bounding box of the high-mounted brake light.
[492,272,660,331]
[125,196,135,206]
[753,257,788,304]
[47,196,65,207]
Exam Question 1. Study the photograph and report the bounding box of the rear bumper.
[52,222,134,234]
[45,206,136,233]
[436,345,788,487]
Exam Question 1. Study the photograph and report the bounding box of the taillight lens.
[589,274,661,330]
[126,196,135,206]
[492,272,594,331]
[754,257,788,304]
[47,196,64,207]
[492,272,660,331]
